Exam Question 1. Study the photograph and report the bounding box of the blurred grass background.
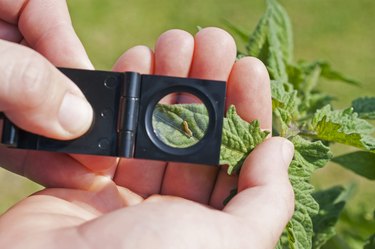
[1,0,374,243]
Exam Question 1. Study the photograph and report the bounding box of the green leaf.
[151,103,268,174]
[320,235,353,249]
[220,105,269,174]
[287,62,322,96]
[286,60,358,119]
[364,234,375,249]
[312,186,351,249]
[267,0,293,63]
[311,105,375,152]
[278,136,333,249]
[224,0,370,248]
[332,151,375,180]
[272,81,299,114]
[352,97,375,120]
[223,20,249,43]
[302,93,335,116]
[152,103,209,148]
[271,80,300,136]
[246,4,271,59]
[245,0,293,81]
[318,61,360,86]
[286,62,324,118]
[288,60,359,86]
[336,207,375,249]
[286,60,359,117]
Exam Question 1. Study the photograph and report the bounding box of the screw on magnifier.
[100,108,113,119]
[98,138,110,150]
[104,76,117,89]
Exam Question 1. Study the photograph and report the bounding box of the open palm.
[0,2,294,247]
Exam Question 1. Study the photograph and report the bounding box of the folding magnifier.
[1,68,226,165]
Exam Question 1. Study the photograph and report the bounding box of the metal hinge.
[116,72,141,157]
[0,67,227,165]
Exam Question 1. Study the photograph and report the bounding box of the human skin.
[0,1,295,248]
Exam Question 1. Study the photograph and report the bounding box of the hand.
[0,0,119,188]
[0,28,295,249]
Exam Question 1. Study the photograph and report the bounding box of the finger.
[16,0,92,68]
[0,0,92,68]
[209,57,271,209]
[112,45,167,197]
[112,45,155,73]
[224,137,295,248]
[71,155,119,176]
[227,57,272,128]
[0,40,93,139]
[208,166,238,209]
[1,1,113,181]
[154,29,194,76]
[0,184,140,247]
[0,194,95,245]
[161,27,236,204]
[0,19,22,42]
[0,1,27,24]
[154,29,195,103]
[0,147,107,191]
[74,45,156,182]
[36,182,141,214]
[0,137,118,190]
[115,30,195,197]
[189,27,236,80]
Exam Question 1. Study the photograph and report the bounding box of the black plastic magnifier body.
[1,68,226,165]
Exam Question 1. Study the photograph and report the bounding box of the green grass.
[1,0,374,222]
[0,168,42,212]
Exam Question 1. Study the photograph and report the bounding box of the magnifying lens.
[152,92,208,149]
[1,68,226,165]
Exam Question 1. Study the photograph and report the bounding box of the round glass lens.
[152,92,209,148]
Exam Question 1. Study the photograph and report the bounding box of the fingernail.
[58,92,93,136]
[282,139,294,167]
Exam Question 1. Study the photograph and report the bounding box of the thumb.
[0,40,93,139]
[223,137,295,248]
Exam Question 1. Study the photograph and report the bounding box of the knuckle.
[12,52,51,109]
